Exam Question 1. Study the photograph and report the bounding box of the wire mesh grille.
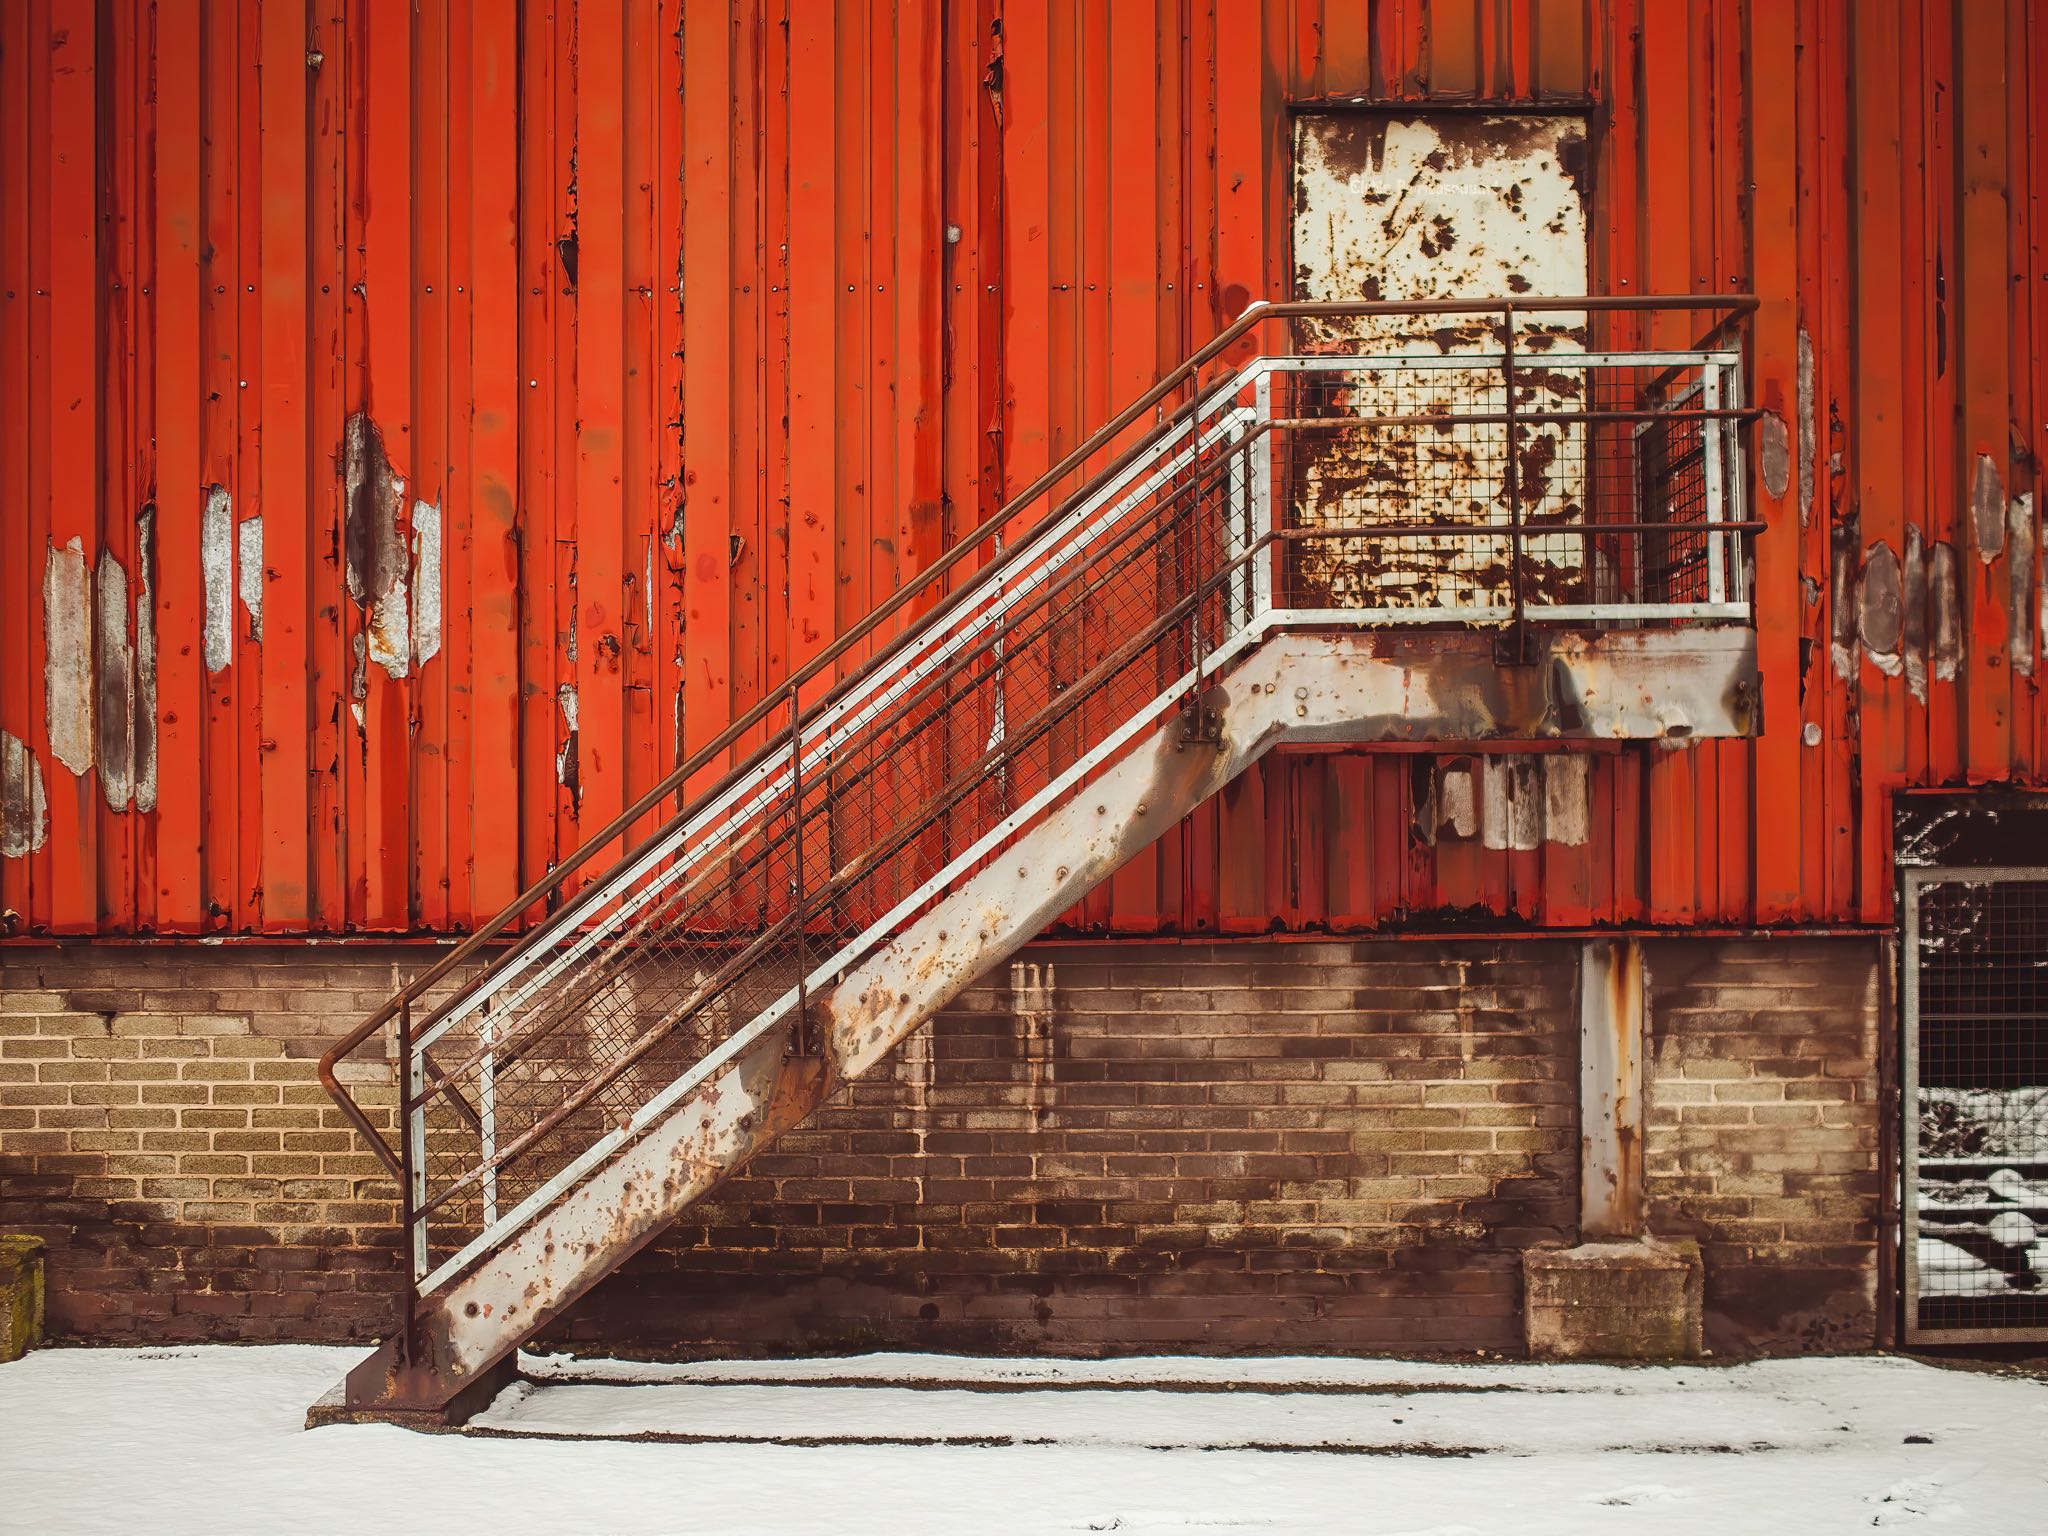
[1276,349,1742,615]
[1908,873,2048,1339]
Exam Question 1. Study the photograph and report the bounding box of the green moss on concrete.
[1,1236,46,1363]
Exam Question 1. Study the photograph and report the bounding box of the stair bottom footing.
[303,1353,520,1432]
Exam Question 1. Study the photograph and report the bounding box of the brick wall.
[0,947,409,1342]
[575,941,1581,1355]
[1642,939,1883,1353]
[1,935,1884,1356]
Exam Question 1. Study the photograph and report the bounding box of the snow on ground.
[2,1346,2045,1535]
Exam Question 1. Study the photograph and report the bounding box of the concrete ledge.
[1,1235,46,1363]
[1523,1238,1704,1361]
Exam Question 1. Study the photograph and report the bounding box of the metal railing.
[319,295,1758,1308]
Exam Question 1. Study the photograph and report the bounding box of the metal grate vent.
[1904,868,2048,1342]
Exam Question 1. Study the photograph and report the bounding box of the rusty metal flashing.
[1578,938,1645,1240]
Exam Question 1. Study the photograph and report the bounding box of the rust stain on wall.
[2010,493,2036,676]
[1829,526,1858,682]
[94,551,134,811]
[134,507,158,815]
[343,413,412,680]
[1970,453,2005,562]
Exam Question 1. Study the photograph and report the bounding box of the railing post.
[1251,366,1274,623]
[1497,304,1534,665]
[397,993,420,1358]
[479,999,498,1229]
[789,691,812,1057]
[1702,360,1727,609]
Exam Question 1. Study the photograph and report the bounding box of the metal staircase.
[316,296,1761,1421]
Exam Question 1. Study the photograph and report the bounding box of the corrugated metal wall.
[0,0,2042,937]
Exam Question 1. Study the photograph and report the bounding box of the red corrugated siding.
[0,0,2042,937]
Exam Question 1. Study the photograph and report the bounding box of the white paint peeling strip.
[202,484,234,672]
[237,512,264,642]
[411,500,442,668]
[1541,753,1591,847]
[43,536,93,776]
[1757,413,1791,502]
[1437,761,1477,839]
[555,683,580,793]
[368,475,411,679]
[134,507,158,814]
[1481,755,1542,852]
[1901,524,1928,703]
[1930,541,1961,684]
[1796,329,1816,528]
[1,731,48,857]
[94,551,135,812]
[2010,493,2036,677]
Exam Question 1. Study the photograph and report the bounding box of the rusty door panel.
[0,0,2043,938]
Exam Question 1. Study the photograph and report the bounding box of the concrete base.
[1,1235,46,1363]
[1523,1238,1705,1361]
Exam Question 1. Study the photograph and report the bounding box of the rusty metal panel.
[1,0,2045,940]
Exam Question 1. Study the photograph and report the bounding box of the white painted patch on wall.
[1481,754,1543,852]
[202,485,234,673]
[411,500,442,668]
[237,512,264,642]
[1437,761,1478,839]
[1541,753,1591,847]
[43,536,93,777]
[367,479,411,680]
[0,731,48,857]
[2010,493,2036,677]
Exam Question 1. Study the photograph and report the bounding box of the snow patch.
[1,1349,2044,1536]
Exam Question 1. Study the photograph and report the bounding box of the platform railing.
[317,295,1759,1312]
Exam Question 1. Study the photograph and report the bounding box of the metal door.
[1903,867,2048,1343]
